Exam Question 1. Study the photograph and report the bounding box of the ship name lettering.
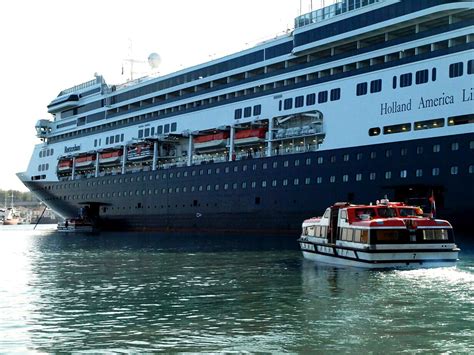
[462,88,474,102]
[418,93,454,110]
[380,100,412,116]
[64,145,81,153]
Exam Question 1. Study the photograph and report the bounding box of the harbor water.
[0,225,473,353]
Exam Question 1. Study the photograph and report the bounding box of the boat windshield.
[398,208,422,217]
[377,208,397,218]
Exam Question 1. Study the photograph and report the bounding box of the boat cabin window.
[398,208,422,217]
[355,208,376,220]
[421,229,449,241]
[323,209,330,218]
[340,210,348,221]
[371,230,410,244]
[377,208,397,218]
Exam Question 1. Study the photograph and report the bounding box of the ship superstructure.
[19,0,474,232]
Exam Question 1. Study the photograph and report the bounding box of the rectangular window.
[115,134,120,142]
[284,98,293,110]
[414,118,444,130]
[244,107,252,118]
[295,96,304,108]
[144,128,150,137]
[318,91,328,103]
[330,88,341,101]
[164,124,170,133]
[151,127,155,136]
[370,79,382,93]
[356,82,368,96]
[235,109,242,119]
[392,76,397,89]
[138,130,143,139]
[400,73,412,87]
[110,135,115,144]
[253,105,261,116]
[306,93,316,106]
[157,126,163,134]
[432,68,437,81]
[448,114,474,126]
[383,123,411,135]
[468,60,474,75]
[171,122,177,132]
[416,69,429,84]
[449,62,463,78]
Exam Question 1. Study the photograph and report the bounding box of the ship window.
[235,108,243,119]
[295,96,304,108]
[468,60,474,75]
[392,76,397,89]
[306,93,316,105]
[471,141,474,149]
[383,123,411,135]
[306,158,311,165]
[370,151,376,159]
[400,73,412,87]
[416,69,429,85]
[356,173,362,181]
[469,165,474,174]
[369,127,381,137]
[171,123,177,132]
[317,157,323,164]
[356,82,367,96]
[451,166,458,175]
[416,169,423,177]
[251,181,256,188]
[432,68,437,81]
[198,185,203,191]
[432,168,440,176]
[157,126,163,134]
[283,179,288,186]
[400,148,408,156]
[343,154,349,162]
[330,176,336,183]
[414,118,444,130]
[150,127,155,136]
[144,128,150,137]
[330,88,341,101]
[294,160,300,167]
[138,130,143,139]
[342,175,349,182]
[370,79,382,93]
[242,165,247,172]
[330,155,336,163]
[385,171,391,180]
[284,98,293,110]
[272,180,277,187]
[284,160,289,167]
[318,91,328,103]
[262,181,267,188]
[278,100,282,111]
[417,146,423,155]
[305,178,311,185]
[242,182,247,189]
[317,177,323,184]
[294,178,299,185]
[244,107,252,118]
[451,142,459,151]
[433,144,440,153]
[253,105,261,116]
[400,170,407,178]
[448,114,474,126]
[449,62,463,78]
[106,136,110,144]
[385,149,392,158]
[273,162,278,168]
[164,124,170,134]
[370,172,376,180]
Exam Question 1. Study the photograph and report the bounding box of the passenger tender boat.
[298,199,460,269]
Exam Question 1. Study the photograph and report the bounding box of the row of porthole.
[47,165,474,202]
[39,148,54,158]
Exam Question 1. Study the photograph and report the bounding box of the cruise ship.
[18,0,474,233]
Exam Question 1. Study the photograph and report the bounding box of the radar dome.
[148,53,162,69]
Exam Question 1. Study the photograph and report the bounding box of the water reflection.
[0,227,472,352]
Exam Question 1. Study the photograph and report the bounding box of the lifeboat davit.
[194,132,229,150]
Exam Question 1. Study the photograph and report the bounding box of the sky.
[0,0,334,191]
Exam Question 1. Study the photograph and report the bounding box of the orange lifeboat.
[74,155,96,169]
[235,128,266,145]
[194,132,229,150]
[99,150,123,165]
[57,159,73,172]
